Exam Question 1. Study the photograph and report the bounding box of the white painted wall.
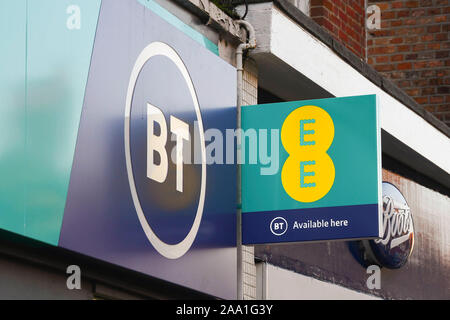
[258,263,380,300]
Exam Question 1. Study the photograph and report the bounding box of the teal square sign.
[241,95,382,244]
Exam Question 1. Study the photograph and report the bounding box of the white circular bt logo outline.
[270,217,288,236]
[124,41,206,260]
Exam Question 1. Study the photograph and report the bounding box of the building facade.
[0,0,448,300]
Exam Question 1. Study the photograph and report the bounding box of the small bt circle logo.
[270,217,288,236]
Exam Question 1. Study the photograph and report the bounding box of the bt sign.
[125,42,207,260]
[56,0,237,299]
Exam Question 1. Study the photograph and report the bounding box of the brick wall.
[310,0,367,58]
[366,0,450,126]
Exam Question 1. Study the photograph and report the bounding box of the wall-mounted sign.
[0,0,236,299]
[241,95,382,245]
[361,182,414,269]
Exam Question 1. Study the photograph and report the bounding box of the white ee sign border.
[124,42,207,260]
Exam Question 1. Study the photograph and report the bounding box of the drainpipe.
[236,19,256,301]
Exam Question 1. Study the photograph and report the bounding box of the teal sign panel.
[241,95,382,244]
[0,0,101,245]
[0,0,219,247]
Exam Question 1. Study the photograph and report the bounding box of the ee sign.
[242,95,382,245]
[281,105,336,203]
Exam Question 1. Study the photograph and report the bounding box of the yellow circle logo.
[281,105,335,203]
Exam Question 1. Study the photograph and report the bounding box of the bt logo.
[270,217,288,236]
[281,105,335,203]
[146,103,190,193]
[124,42,206,260]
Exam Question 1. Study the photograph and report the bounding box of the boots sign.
[361,182,414,269]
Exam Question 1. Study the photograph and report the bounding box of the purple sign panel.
[59,0,237,298]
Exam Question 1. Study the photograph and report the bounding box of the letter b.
[147,103,168,183]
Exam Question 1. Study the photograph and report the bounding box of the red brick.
[428,60,444,68]
[421,34,435,41]
[405,1,419,8]
[398,45,411,52]
[376,55,390,63]
[369,46,397,54]
[338,29,349,43]
[310,7,325,17]
[376,3,390,11]
[346,6,359,22]
[397,10,411,18]
[411,9,426,17]
[374,38,390,45]
[415,97,429,104]
[430,96,445,104]
[398,62,413,70]
[375,64,396,72]
[405,36,420,43]
[435,33,448,41]
[413,44,427,51]
[405,53,418,60]
[324,0,334,12]
[435,15,447,23]
[428,43,441,50]
[414,61,428,69]
[437,86,449,94]
[436,51,449,58]
[420,0,433,6]
[413,79,429,86]
[405,88,420,96]
[391,20,403,27]
[418,17,434,25]
[398,80,411,87]
[391,54,405,62]
[392,1,403,9]
[338,8,348,24]
[436,105,450,112]
[390,37,404,44]
[351,1,364,14]
[427,25,441,33]
[381,11,396,20]
[369,29,394,37]
[404,19,417,25]
[421,87,436,95]
[390,71,406,79]
[427,8,442,15]
[330,14,341,28]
